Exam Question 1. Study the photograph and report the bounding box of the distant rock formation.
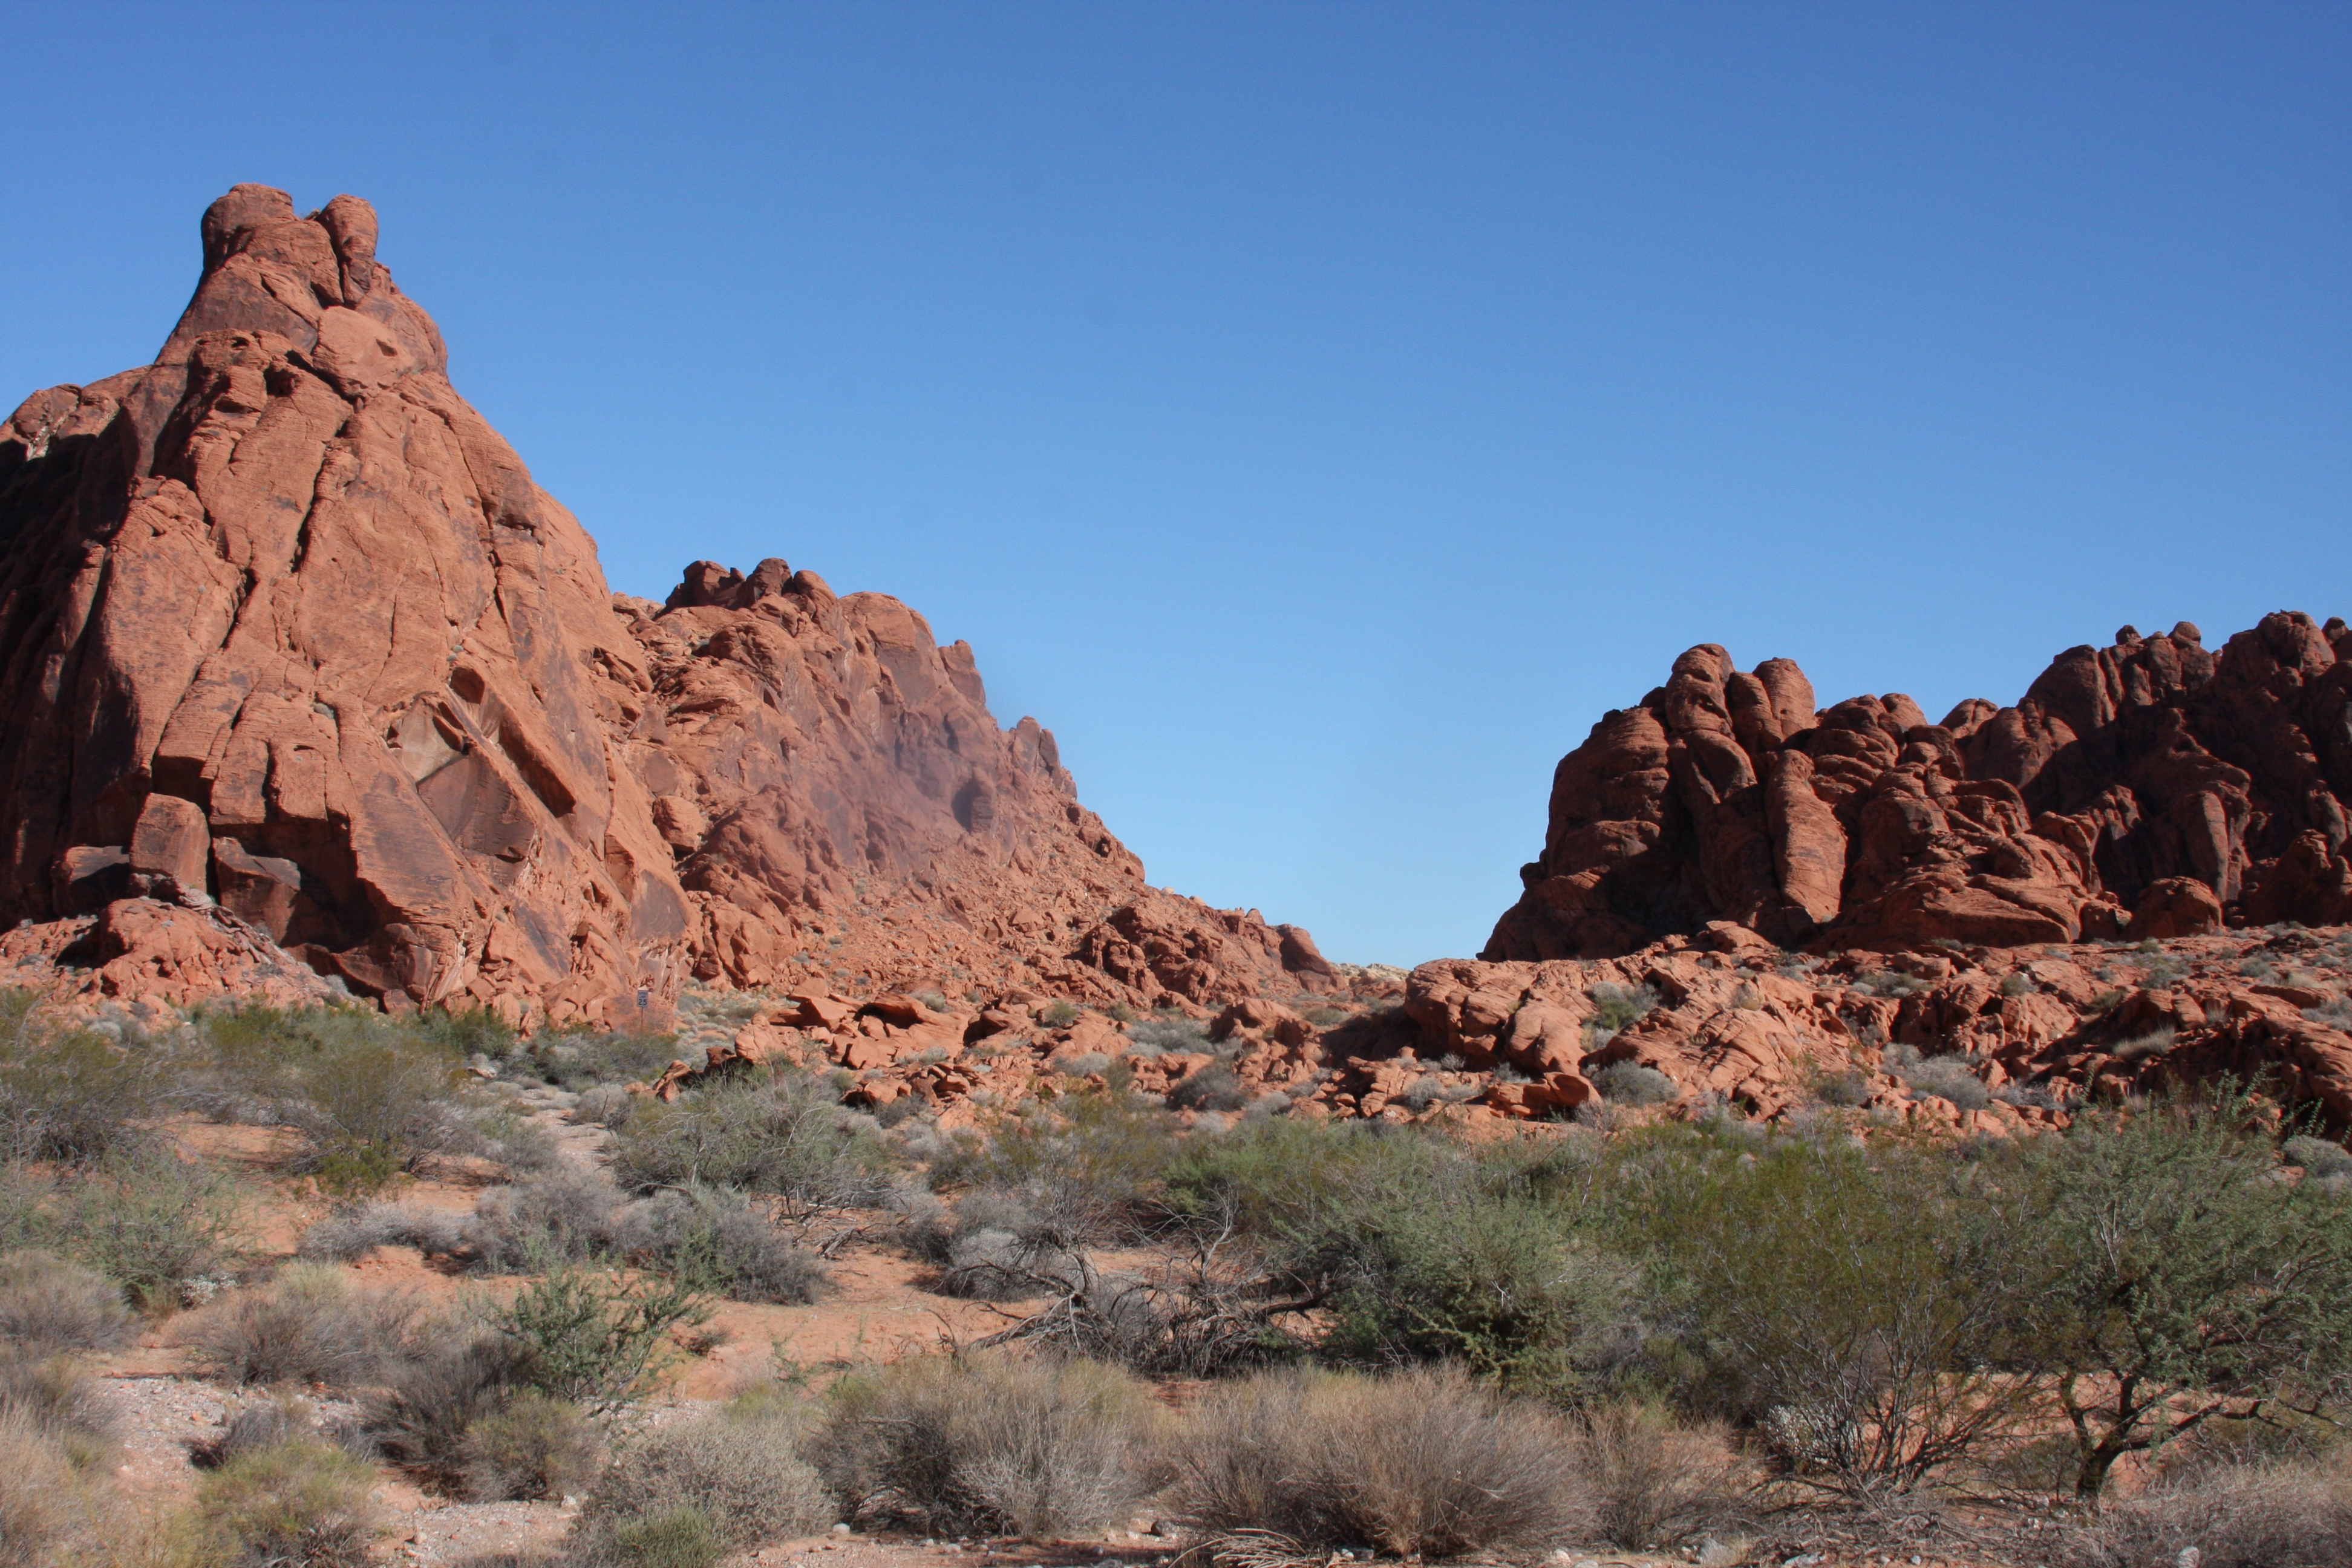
[1486,617,2352,960]
[0,186,1333,1022]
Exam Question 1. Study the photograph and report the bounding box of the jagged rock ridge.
[0,185,1333,1022]
[1486,617,2352,961]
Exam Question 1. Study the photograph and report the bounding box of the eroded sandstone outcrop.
[0,186,1333,1021]
[1486,618,2352,961]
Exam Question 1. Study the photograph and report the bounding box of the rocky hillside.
[0,186,1335,1025]
[1485,619,2352,961]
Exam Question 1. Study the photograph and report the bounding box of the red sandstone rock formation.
[1485,618,2352,961]
[0,186,1334,1021]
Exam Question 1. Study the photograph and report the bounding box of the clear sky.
[3,3,2347,964]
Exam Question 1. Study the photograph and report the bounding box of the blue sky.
[3,2,2346,964]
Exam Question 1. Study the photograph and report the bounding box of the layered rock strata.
[0,186,1333,1022]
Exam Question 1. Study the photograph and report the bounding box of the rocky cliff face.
[0,186,1333,1022]
[1486,617,2352,961]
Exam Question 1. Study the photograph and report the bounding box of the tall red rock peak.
[0,186,1335,1022]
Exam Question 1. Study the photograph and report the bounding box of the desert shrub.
[1573,1401,1756,1550]
[1056,1052,1112,1079]
[60,1148,244,1312]
[1587,982,1658,1040]
[198,1004,486,1189]
[2109,1027,2177,1064]
[1999,972,2034,998]
[578,1402,831,1550]
[1166,1065,1249,1114]
[459,1391,603,1502]
[1161,1118,1450,1238]
[1626,1135,2032,1491]
[194,1438,376,1568]
[192,1394,319,1471]
[607,1184,829,1304]
[2284,1133,2352,1180]
[608,1073,890,1217]
[0,1411,117,1568]
[296,1202,466,1263]
[1886,1050,1991,1111]
[468,1109,562,1175]
[0,1253,131,1356]
[817,1353,1161,1538]
[931,1087,1180,1242]
[591,1508,723,1568]
[363,1329,531,1475]
[1995,1089,2352,1497]
[0,1356,113,1463]
[464,1168,626,1273]
[183,1266,423,1389]
[1289,1182,1639,1399]
[1179,1365,1590,1557]
[1593,1061,1680,1106]
[573,1082,637,1129]
[495,1267,708,1417]
[1037,1001,1082,1028]
[518,1028,681,1093]
[2059,1454,2352,1568]
[0,994,158,1166]
[1125,1018,1209,1057]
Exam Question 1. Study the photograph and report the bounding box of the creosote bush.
[0,991,160,1166]
[1180,1365,1590,1558]
[818,1353,1162,1538]
[930,1086,1181,1243]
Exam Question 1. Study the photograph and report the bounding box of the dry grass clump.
[817,1353,1162,1538]
[193,1436,377,1568]
[2060,1454,2352,1567]
[181,1264,424,1388]
[577,1399,831,1553]
[1573,1400,1757,1550]
[0,1252,131,1357]
[295,1201,467,1263]
[0,1410,116,1568]
[0,1356,114,1465]
[1179,1365,1590,1558]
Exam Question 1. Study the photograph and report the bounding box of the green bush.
[608,1073,890,1218]
[0,991,160,1166]
[495,1267,708,1417]
[198,1005,480,1188]
[930,1086,1180,1242]
[1622,1134,2031,1491]
[593,1507,724,1568]
[818,1353,1162,1538]
[59,1147,245,1312]
[1161,1118,1450,1238]
[1294,1184,1639,1399]
[1996,1089,2352,1497]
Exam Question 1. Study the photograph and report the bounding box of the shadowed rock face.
[1486,618,2352,961]
[0,186,1332,1022]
